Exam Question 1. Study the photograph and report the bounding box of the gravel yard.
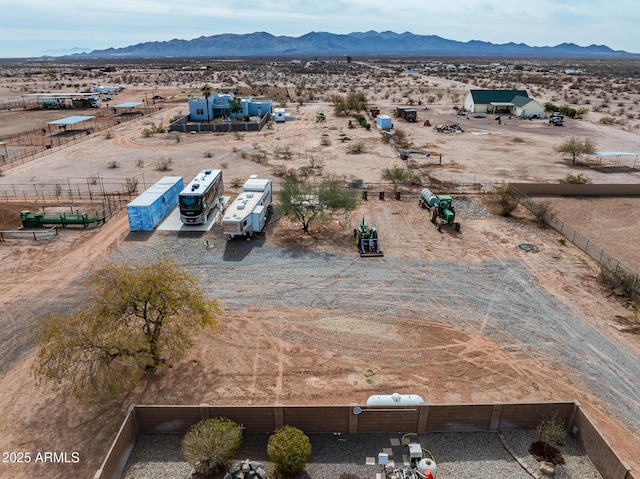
[123,430,602,479]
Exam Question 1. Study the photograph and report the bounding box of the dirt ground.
[0,61,639,479]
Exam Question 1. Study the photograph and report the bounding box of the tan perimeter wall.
[511,183,640,197]
[94,402,636,479]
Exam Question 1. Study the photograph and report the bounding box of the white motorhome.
[223,176,273,238]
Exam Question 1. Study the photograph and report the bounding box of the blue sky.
[1,0,638,58]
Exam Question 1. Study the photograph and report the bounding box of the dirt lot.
[0,60,639,479]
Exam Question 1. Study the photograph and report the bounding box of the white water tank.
[417,458,437,479]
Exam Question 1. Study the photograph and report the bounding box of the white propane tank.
[417,457,437,479]
[420,188,439,209]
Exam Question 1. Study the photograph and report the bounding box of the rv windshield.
[179,196,203,211]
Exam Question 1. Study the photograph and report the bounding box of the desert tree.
[332,91,367,115]
[555,137,597,164]
[33,258,219,398]
[381,165,411,189]
[277,175,358,234]
[201,84,212,123]
[229,96,243,119]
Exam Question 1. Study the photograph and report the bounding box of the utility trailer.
[222,176,273,238]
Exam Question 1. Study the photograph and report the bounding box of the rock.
[540,461,555,476]
[256,467,268,479]
[250,461,264,470]
[242,462,250,473]
[229,463,242,473]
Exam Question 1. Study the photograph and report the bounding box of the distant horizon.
[1,30,636,60]
[1,1,638,58]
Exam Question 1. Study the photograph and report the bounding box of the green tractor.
[419,189,461,231]
[354,217,384,257]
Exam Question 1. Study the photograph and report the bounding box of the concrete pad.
[383,447,393,456]
[156,197,229,232]
[366,457,376,466]
[390,437,401,446]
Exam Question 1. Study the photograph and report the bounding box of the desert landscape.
[0,57,639,478]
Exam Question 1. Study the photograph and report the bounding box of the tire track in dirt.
[0,213,129,373]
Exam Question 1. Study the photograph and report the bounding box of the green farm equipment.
[354,217,383,257]
[20,210,106,228]
[419,188,460,231]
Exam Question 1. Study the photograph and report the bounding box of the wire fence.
[515,190,640,294]
[0,101,169,172]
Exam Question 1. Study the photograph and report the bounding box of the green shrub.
[491,181,519,217]
[181,417,243,476]
[557,173,592,184]
[267,426,312,477]
[536,412,568,446]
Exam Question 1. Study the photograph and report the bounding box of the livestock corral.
[0,57,639,479]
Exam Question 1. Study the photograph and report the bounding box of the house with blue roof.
[463,90,545,118]
[187,92,272,122]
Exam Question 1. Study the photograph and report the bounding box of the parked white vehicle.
[223,176,273,238]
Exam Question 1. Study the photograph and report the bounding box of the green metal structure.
[20,210,106,228]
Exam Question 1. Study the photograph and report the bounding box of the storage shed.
[376,114,392,130]
[127,176,183,231]
[274,108,286,122]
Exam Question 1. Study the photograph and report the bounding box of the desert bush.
[141,128,152,138]
[107,160,120,169]
[154,157,173,171]
[135,159,145,168]
[599,116,616,125]
[274,145,292,159]
[203,151,213,158]
[126,177,139,194]
[220,161,229,169]
[181,417,243,476]
[530,200,555,227]
[103,131,113,139]
[230,176,244,191]
[536,412,568,446]
[558,173,592,184]
[271,164,296,178]
[491,181,519,216]
[347,141,366,154]
[267,426,312,477]
[599,267,640,300]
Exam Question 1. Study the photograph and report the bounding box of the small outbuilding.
[376,114,392,130]
[274,108,286,122]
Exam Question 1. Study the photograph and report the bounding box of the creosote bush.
[558,173,592,184]
[182,417,243,476]
[491,181,519,217]
[267,426,312,477]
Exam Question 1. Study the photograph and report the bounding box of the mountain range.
[65,31,633,59]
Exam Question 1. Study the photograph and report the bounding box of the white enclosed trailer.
[223,176,273,238]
